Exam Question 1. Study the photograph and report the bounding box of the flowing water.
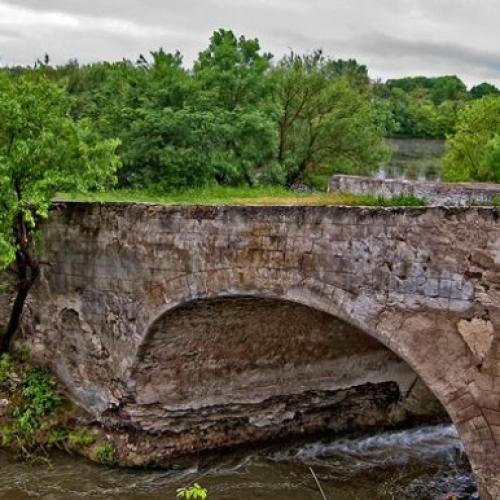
[0,424,477,500]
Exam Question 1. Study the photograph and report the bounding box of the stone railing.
[329,174,500,206]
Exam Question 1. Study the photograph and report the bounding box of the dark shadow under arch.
[122,295,449,461]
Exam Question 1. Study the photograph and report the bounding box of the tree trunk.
[286,158,309,187]
[278,120,288,165]
[0,216,39,355]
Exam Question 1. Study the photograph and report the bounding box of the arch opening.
[120,296,450,461]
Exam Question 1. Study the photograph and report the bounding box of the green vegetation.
[470,82,500,100]
[272,50,388,187]
[94,441,117,465]
[0,31,388,193]
[57,187,426,207]
[67,429,97,447]
[443,97,500,182]
[0,352,66,452]
[176,483,208,499]
[374,76,471,139]
[0,353,11,386]
[0,73,120,354]
[0,352,97,457]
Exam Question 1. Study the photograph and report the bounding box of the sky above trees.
[0,0,499,87]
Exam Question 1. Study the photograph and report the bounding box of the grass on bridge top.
[56,186,426,207]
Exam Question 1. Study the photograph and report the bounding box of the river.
[0,424,477,499]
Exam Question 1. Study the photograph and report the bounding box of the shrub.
[68,429,96,447]
[0,354,12,387]
[176,483,208,499]
[94,441,117,465]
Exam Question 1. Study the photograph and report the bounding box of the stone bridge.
[10,202,500,498]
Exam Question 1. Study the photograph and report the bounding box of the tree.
[0,73,120,353]
[273,51,388,187]
[470,82,500,100]
[78,31,278,191]
[192,29,277,186]
[387,75,468,105]
[193,29,273,110]
[323,58,370,90]
[442,96,500,182]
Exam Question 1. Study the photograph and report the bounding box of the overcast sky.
[1,0,499,87]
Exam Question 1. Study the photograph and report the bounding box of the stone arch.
[121,289,493,491]
[124,276,498,498]
[133,279,473,415]
[129,295,442,417]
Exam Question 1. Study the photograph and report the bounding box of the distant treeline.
[1,29,499,189]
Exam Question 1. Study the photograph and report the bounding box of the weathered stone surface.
[114,297,445,456]
[458,318,495,364]
[329,174,500,206]
[14,202,500,499]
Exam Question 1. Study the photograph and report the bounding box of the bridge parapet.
[329,174,500,206]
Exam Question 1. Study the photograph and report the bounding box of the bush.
[176,483,208,499]
[0,354,12,387]
[94,441,117,465]
[443,97,500,182]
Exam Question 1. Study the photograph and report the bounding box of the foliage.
[0,354,12,387]
[374,84,463,139]
[442,97,500,182]
[272,51,388,185]
[386,75,468,105]
[11,366,62,441]
[0,354,97,456]
[4,30,497,190]
[0,72,121,271]
[67,429,96,447]
[470,82,500,100]
[176,483,208,499]
[1,31,394,191]
[94,441,117,465]
[0,357,68,452]
[0,70,121,354]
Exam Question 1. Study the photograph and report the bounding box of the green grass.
[56,186,426,207]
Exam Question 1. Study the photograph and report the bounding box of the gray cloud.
[0,0,498,86]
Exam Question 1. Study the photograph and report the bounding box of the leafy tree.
[443,96,500,182]
[74,31,278,190]
[430,76,468,105]
[470,82,500,100]
[194,29,273,110]
[0,73,120,353]
[378,84,463,139]
[273,51,388,187]
[387,75,468,105]
[108,51,197,187]
[191,29,277,185]
[323,58,370,90]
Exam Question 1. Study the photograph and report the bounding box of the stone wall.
[329,174,500,206]
[16,202,500,498]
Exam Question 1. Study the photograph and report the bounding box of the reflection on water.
[379,138,445,181]
[0,425,477,500]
